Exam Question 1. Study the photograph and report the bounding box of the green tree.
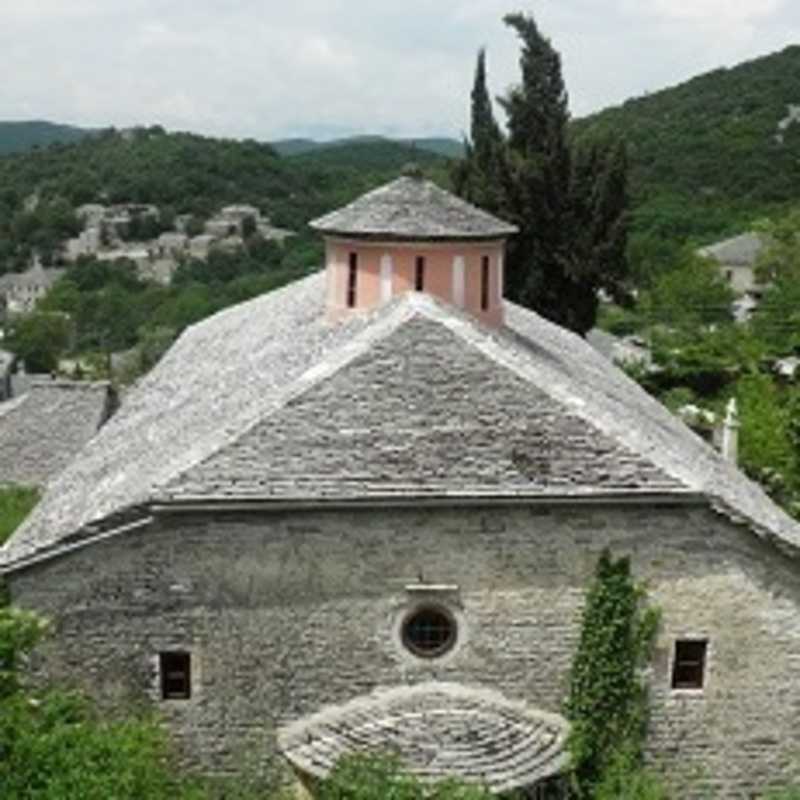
[457,13,630,334]
[7,312,73,373]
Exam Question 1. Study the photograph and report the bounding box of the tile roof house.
[0,379,114,488]
[3,175,800,797]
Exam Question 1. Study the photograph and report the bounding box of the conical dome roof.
[310,175,518,241]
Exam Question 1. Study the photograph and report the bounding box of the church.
[3,173,800,798]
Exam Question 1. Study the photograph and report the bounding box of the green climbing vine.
[564,550,662,799]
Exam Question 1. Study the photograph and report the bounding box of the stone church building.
[3,174,800,798]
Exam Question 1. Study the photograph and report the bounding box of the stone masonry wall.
[8,502,800,797]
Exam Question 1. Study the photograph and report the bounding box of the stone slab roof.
[277,682,569,793]
[0,379,112,489]
[3,270,800,569]
[698,232,764,267]
[310,176,518,241]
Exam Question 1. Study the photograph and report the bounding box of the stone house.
[3,176,800,797]
[0,263,65,314]
[0,378,114,487]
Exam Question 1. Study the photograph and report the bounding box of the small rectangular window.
[415,256,425,291]
[347,252,358,308]
[160,651,191,700]
[671,640,707,690]
[481,255,490,311]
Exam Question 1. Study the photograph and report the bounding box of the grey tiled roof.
[3,271,800,569]
[0,379,112,489]
[278,682,569,793]
[310,176,518,240]
[698,232,764,267]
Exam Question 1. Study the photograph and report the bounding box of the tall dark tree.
[458,12,629,335]
[453,49,505,214]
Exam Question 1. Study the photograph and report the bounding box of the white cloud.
[0,0,797,139]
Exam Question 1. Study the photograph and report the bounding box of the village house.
[4,174,800,798]
[0,378,114,487]
[0,262,65,314]
[697,232,766,320]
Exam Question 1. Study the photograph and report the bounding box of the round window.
[401,605,457,658]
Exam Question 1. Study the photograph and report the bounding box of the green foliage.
[572,45,800,284]
[316,754,492,800]
[0,486,40,546]
[592,750,669,800]
[6,311,73,373]
[565,550,660,799]
[637,253,735,332]
[457,13,629,334]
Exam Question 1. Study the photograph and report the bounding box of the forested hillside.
[0,120,94,155]
[0,126,451,274]
[271,135,463,159]
[572,45,800,280]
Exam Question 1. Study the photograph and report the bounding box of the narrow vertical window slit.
[481,256,490,311]
[415,256,425,291]
[347,252,358,308]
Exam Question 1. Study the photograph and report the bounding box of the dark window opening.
[415,256,425,291]
[671,640,707,690]
[347,252,358,308]
[160,651,191,700]
[402,605,456,658]
[481,255,490,310]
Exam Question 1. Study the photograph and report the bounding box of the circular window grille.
[402,605,457,658]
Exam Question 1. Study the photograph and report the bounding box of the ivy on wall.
[564,550,662,799]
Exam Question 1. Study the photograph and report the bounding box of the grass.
[0,486,39,545]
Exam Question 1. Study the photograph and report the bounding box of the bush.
[317,754,493,800]
[0,485,39,545]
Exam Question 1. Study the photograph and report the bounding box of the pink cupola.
[309,169,518,327]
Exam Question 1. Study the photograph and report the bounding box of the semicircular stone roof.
[277,682,569,793]
[309,176,518,241]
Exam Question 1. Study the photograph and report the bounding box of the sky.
[1,0,799,142]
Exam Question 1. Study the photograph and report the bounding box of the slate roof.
[309,176,518,241]
[277,682,569,793]
[0,379,113,489]
[3,270,800,569]
[698,232,765,267]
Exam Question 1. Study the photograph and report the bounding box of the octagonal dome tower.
[310,169,518,327]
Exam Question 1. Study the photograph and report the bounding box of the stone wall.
[8,502,800,796]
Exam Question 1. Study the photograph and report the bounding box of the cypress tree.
[458,12,630,335]
[454,49,505,214]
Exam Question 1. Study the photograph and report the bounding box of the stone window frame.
[150,646,201,704]
[401,604,458,659]
[392,584,465,665]
[669,636,710,695]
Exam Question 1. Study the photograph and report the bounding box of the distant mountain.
[271,135,463,160]
[0,121,95,156]
[571,45,800,270]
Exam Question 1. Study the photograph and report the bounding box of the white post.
[452,255,465,307]
[380,254,393,303]
[721,398,739,465]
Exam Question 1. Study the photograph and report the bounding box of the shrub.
[0,485,40,545]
